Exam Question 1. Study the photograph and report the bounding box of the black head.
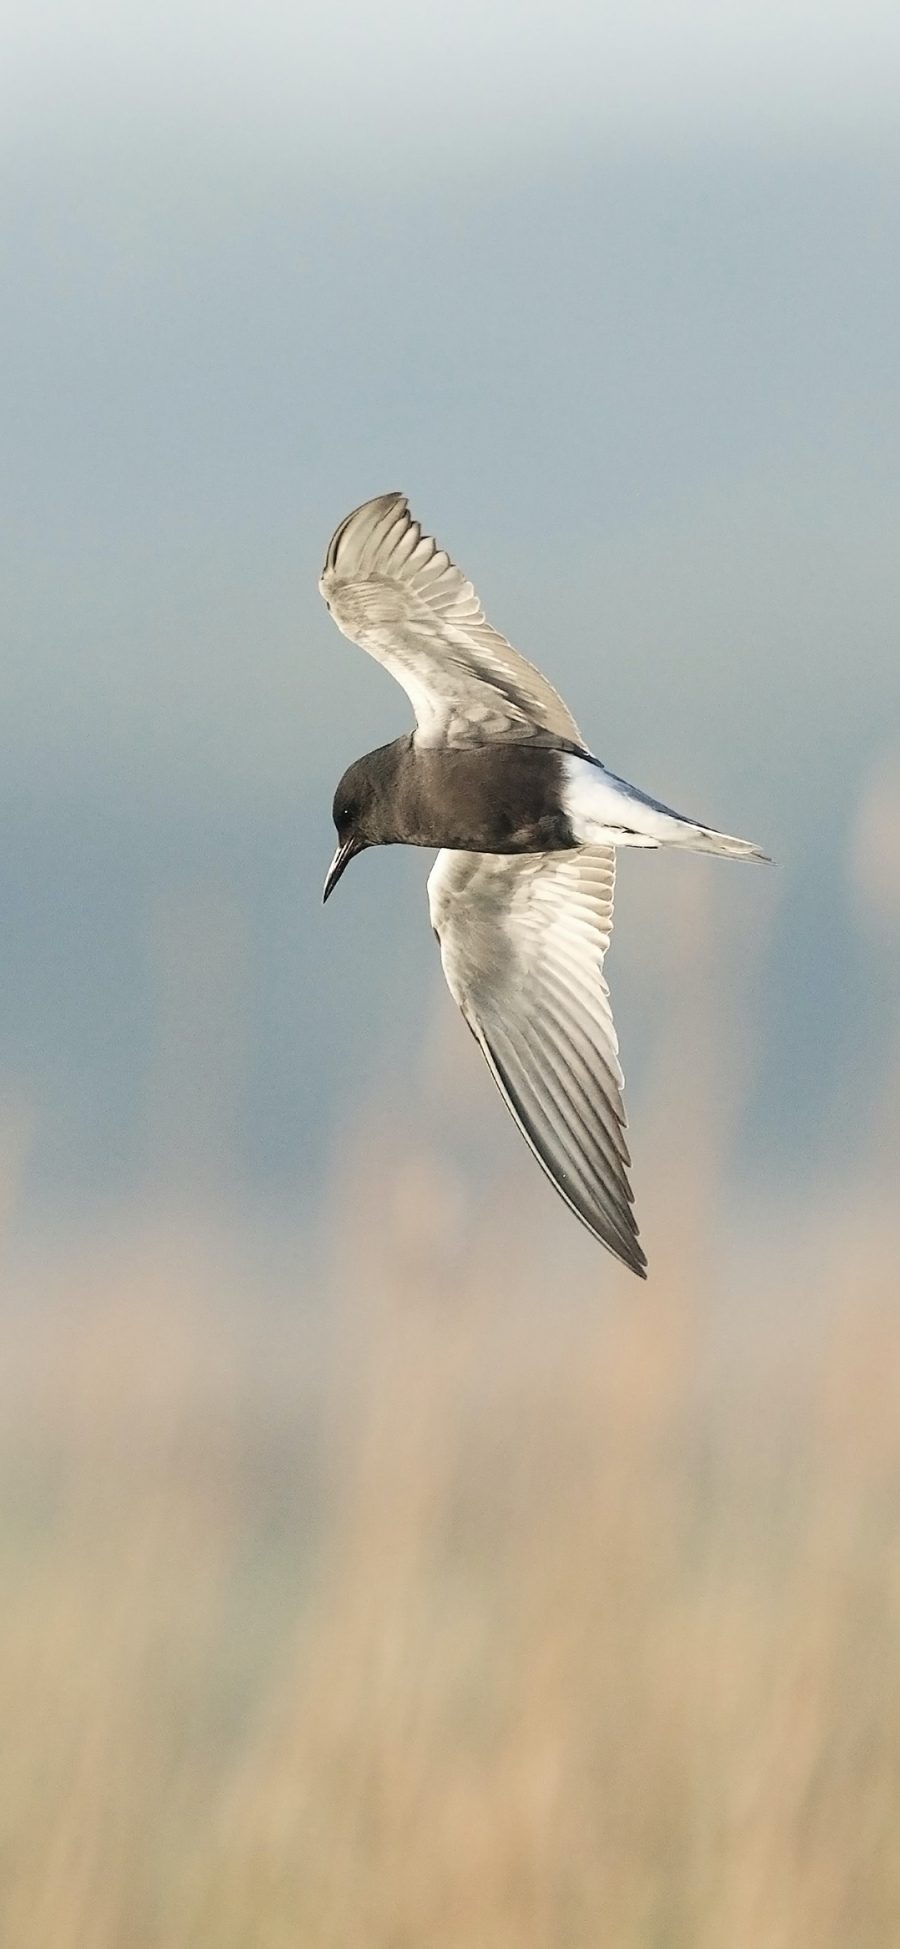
[322,745,405,902]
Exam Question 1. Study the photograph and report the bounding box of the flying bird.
[320,493,765,1276]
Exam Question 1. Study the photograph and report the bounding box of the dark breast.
[405,743,576,854]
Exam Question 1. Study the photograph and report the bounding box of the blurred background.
[3,2,900,1942]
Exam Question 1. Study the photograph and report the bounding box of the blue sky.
[3,1,899,1228]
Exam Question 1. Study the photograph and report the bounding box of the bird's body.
[320,492,765,1277]
[332,738,575,853]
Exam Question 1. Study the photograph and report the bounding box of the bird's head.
[322,749,401,902]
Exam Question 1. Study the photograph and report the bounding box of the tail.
[663,822,769,862]
[561,756,770,859]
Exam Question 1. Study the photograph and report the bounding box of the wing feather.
[320,493,587,750]
[427,846,646,1276]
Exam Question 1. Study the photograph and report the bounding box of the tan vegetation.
[1,1152,898,1947]
[2,858,899,1946]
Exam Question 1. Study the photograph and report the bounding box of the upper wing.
[427,845,646,1276]
[320,493,586,750]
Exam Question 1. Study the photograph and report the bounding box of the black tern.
[321,493,765,1276]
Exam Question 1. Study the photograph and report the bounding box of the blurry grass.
[1,1172,899,1948]
[2,857,900,1948]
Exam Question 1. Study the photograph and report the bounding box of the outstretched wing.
[320,493,586,750]
[427,844,646,1276]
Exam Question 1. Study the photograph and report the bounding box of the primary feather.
[428,845,646,1276]
[321,492,587,750]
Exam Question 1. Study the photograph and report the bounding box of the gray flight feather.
[427,844,646,1277]
[320,493,587,750]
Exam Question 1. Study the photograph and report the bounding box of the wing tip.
[481,1030,647,1280]
[559,1184,647,1275]
[322,491,408,580]
[589,1211,648,1279]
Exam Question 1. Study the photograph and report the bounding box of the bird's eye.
[341,805,352,823]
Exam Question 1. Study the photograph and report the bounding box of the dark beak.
[322,836,363,903]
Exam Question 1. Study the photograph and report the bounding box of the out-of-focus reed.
[1,816,899,1947]
[2,1163,899,1945]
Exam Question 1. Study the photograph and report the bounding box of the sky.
[3,0,899,1233]
[7,0,900,160]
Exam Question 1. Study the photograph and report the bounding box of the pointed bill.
[322,837,362,903]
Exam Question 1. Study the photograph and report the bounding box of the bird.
[320,493,766,1277]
